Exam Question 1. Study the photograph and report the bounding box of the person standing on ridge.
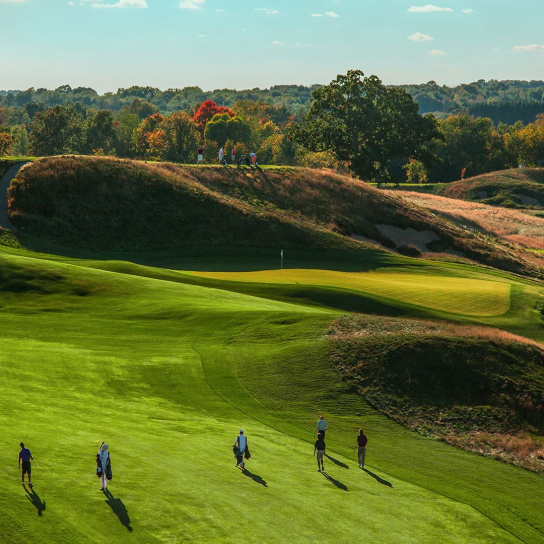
[356,428,368,468]
[197,145,204,165]
[314,432,325,472]
[316,416,328,438]
[98,442,111,492]
[219,146,224,165]
[18,442,34,487]
[233,430,248,469]
[231,146,236,164]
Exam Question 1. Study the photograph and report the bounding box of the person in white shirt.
[98,442,111,492]
[316,416,328,438]
[233,430,247,469]
[219,147,224,165]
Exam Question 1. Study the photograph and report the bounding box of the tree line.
[2,71,544,183]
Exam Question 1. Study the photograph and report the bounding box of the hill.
[437,168,544,209]
[5,156,544,279]
[328,314,544,474]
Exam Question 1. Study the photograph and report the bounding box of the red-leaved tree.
[193,101,234,134]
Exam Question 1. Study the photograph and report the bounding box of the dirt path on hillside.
[0,162,30,230]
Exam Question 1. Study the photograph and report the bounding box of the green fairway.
[1,249,544,543]
[191,268,512,317]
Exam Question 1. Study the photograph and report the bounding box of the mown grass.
[4,249,544,542]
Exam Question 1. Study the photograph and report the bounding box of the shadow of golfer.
[325,454,349,469]
[104,490,133,532]
[24,486,46,516]
[242,468,268,487]
[362,468,393,488]
[321,471,348,491]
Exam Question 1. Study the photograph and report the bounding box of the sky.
[1,0,543,93]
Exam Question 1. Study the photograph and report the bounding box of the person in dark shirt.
[314,432,326,472]
[356,429,368,468]
[18,442,34,487]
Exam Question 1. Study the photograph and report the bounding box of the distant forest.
[2,79,544,125]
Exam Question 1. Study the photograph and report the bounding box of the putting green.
[191,269,512,317]
[0,250,542,543]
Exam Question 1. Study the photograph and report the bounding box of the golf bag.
[96,453,103,478]
[233,444,239,457]
[105,454,113,481]
[244,446,251,460]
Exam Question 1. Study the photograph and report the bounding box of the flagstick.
[280,249,283,277]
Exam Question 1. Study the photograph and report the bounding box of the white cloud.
[256,8,278,15]
[311,13,323,17]
[514,44,544,52]
[462,8,474,13]
[272,41,283,45]
[325,11,340,17]
[408,4,453,12]
[429,49,446,55]
[0,0,26,3]
[87,0,147,6]
[408,32,434,41]
[198,34,206,38]
[179,0,205,9]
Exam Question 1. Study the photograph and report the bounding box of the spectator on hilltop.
[233,430,249,469]
[231,146,236,164]
[314,432,326,472]
[356,429,368,468]
[219,147,224,165]
[316,416,328,438]
[197,145,204,165]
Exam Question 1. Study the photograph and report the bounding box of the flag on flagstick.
[280,249,284,276]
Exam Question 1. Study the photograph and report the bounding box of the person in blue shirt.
[18,443,34,487]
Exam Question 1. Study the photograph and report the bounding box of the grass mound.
[328,314,544,473]
[6,156,544,279]
[438,168,544,209]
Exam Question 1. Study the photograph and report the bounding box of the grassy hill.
[5,156,544,279]
[438,168,544,209]
[1,247,544,543]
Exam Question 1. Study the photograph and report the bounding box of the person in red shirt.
[231,147,236,164]
[356,429,368,468]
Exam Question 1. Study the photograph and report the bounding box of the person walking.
[231,146,236,164]
[233,430,248,469]
[316,416,328,438]
[251,152,257,167]
[356,429,368,468]
[314,432,325,472]
[197,145,204,165]
[98,442,111,492]
[219,147,224,165]
[18,442,34,487]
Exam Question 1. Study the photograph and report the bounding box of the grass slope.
[6,155,544,279]
[438,168,544,209]
[1,247,544,543]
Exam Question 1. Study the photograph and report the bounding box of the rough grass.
[438,168,544,209]
[327,314,544,474]
[6,155,544,279]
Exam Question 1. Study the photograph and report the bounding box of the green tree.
[0,130,13,155]
[11,124,29,156]
[204,113,251,147]
[85,110,117,155]
[29,105,84,156]
[114,113,139,158]
[162,111,199,163]
[292,70,439,180]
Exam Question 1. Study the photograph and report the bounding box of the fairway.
[191,268,512,317]
[1,249,543,543]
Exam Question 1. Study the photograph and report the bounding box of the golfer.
[18,442,34,487]
[197,145,204,164]
[356,429,368,468]
[316,416,328,438]
[231,146,236,164]
[233,430,248,469]
[98,442,111,492]
[219,147,224,165]
[314,432,325,472]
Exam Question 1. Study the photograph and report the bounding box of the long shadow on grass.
[24,485,46,516]
[362,468,393,488]
[104,490,133,532]
[325,454,349,469]
[241,468,268,487]
[321,471,348,491]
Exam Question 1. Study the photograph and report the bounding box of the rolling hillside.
[5,156,544,279]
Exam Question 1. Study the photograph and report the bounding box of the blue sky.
[1,0,543,92]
